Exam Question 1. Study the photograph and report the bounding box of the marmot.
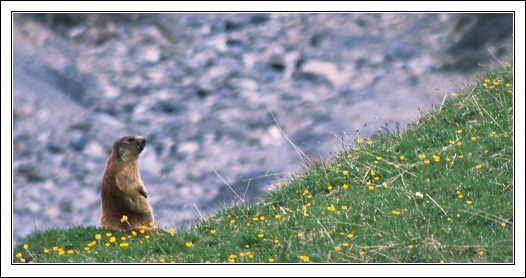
[99,135,155,232]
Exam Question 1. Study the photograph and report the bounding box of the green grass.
[13,64,514,263]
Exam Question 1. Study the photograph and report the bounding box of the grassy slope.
[14,64,513,263]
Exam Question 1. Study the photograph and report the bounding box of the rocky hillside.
[12,13,512,242]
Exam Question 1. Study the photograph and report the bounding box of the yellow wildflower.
[120,215,128,223]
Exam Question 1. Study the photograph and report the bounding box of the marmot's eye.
[127,138,135,143]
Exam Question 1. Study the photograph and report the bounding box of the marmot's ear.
[115,144,124,160]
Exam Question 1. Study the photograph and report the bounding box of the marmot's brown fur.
[99,135,154,232]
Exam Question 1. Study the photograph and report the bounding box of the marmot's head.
[112,135,146,162]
